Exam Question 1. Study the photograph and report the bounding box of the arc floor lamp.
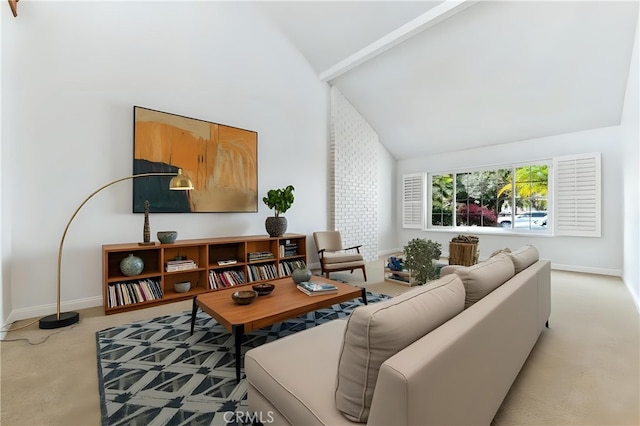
[39,169,194,329]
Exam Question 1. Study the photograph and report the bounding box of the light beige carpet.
[1,260,638,425]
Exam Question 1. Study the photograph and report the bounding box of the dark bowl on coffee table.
[252,283,275,296]
[232,290,258,305]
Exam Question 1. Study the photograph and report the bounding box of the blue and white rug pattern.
[96,291,388,426]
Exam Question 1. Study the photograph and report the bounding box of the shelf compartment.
[246,262,278,282]
[105,249,161,280]
[209,242,246,265]
[106,278,163,309]
[208,268,246,290]
[278,259,307,277]
[163,269,207,294]
[163,245,205,268]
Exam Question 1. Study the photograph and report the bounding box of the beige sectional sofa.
[245,245,550,425]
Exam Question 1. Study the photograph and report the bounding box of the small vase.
[291,267,312,284]
[120,254,144,276]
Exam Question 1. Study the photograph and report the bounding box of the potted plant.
[262,185,295,237]
[403,238,442,285]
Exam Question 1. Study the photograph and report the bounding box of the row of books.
[279,259,307,277]
[278,243,298,257]
[248,251,275,262]
[247,263,278,282]
[297,281,338,296]
[108,279,163,308]
[208,269,245,289]
[165,259,197,272]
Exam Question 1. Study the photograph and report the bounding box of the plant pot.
[265,216,287,237]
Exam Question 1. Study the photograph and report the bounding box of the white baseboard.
[550,263,622,277]
[377,248,404,257]
[3,296,103,328]
[624,283,640,314]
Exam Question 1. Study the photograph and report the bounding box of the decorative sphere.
[291,268,312,284]
[157,231,178,244]
[120,254,144,276]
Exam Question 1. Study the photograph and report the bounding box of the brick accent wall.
[329,87,378,261]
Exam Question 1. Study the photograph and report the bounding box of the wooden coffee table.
[190,276,367,382]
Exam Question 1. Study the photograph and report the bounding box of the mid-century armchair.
[313,231,367,281]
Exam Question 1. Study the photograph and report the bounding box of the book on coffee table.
[297,281,338,296]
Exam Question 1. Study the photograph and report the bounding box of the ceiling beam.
[319,0,477,82]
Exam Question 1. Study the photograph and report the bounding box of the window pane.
[456,173,471,226]
[431,174,454,226]
[495,169,514,228]
[455,170,502,227]
[513,164,549,230]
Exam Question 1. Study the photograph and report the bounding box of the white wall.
[377,144,397,257]
[622,20,640,310]
[397,126,624,276]
[1,2,331,323]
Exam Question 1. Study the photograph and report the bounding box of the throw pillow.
[455,253,515,308]
[489,247,511,258]
[507,245,540,273]
[335,274,465,422]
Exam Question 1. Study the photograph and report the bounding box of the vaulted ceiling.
[255,1,639,160]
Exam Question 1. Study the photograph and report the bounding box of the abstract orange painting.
[133,106,258,213]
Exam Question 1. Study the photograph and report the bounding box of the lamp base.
[39,312,80,329]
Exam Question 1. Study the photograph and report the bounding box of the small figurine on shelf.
[139,200,156,246]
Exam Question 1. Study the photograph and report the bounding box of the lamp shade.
[169,168,194,190]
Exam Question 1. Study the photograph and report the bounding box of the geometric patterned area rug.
[96,291,388,426]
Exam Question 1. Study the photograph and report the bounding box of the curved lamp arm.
[9,0,19,17]
[52,169,193,323]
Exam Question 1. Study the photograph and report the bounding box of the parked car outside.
[499,211,547,229]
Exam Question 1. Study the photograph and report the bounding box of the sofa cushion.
[455,254,515,308]
[335,274,465,422]
[507,245,540,273]
[245,319,353,426]
[322,251,364,263]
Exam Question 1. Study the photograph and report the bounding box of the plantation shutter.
[402,173,424,229]
[553,153,601,237]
